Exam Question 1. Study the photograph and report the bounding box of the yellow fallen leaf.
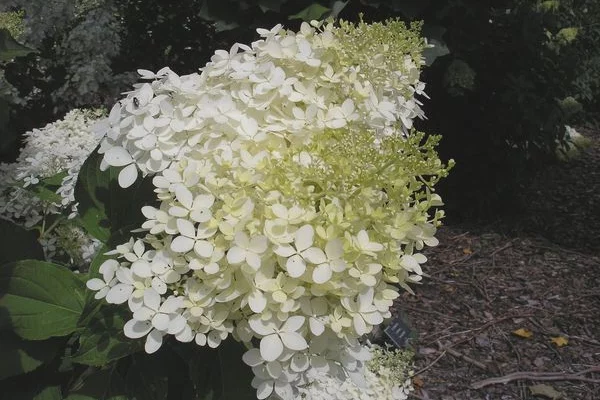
[550,336,568,347]
[512,328,533,338]
[462,247,473,254]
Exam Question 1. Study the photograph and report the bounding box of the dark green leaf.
[125,353,169,400]
[72,306,142,366]
[0,331,62,379]
[64,367,129,400]
[74,149,156,244]
[170,342,221,400]
[0,260,86,340]
[3,384,63,400]
[0,219,44,264]
[0,28,36,62]
[289,3,330,21]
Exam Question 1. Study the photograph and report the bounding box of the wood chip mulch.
[392,125,600,400]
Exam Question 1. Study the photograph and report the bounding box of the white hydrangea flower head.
[0,108,104,263]
[89,19,452,400]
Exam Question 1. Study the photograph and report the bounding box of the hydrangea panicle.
[88,19,452,400]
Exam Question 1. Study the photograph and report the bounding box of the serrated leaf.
[72,306,142,366]
[289,3,330,21]
[0,260,86,340]
[0,219,44,264]
[512,328,534,338]
[0,331,62,379]
[550,336,568,347]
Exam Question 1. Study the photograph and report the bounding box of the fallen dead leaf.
[550,336,568,347]
[512,328,534,338]
[412,376,424,388]
[529,383,562,399]
[462,247,473,254]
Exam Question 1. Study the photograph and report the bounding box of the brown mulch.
[395,126,600,400]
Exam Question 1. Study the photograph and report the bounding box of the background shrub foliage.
[2,0,598,216]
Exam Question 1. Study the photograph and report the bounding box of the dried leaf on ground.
[529,383,563,399]
[512,328,534,338]
[550,336,568,347]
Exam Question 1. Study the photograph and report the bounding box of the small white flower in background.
[87,19,452,400]
[0,109,104,264]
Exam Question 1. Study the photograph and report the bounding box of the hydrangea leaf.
[0,331,62,379]
[72,305,143,367]
[75,148,156,244]
[0,260,86,340]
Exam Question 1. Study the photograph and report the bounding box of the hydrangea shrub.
[86,19,451,399]
[0,108,103,264]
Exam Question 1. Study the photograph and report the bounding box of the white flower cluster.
[299,345,414,400]
[88,20,446,400]
[0,108,103,263]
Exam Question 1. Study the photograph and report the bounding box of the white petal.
[190,208,211,223]
[133,306,154,321]
[226,247,246,264]
[290,353,309,372]
[86,278,105,291]
[143,288,161,311]
[145,329,164,353]
[175,325,194,342]
[312,263,332,284]
[152,313,170,331]
[301,247,327,264]
[131,260,153,278]
[159,296,182,313]
[248,316,277,336]
[245,252,262,270]
[123,319,152,339]
[106,284,134,304]
[325,239,344,259]
[104,146,133,167]
[176,218,196,238]
[279,332,308,351]
[265,360,282,379]
[273,244,295,258]
[242,348,264,367]
[151,277,167,294]
[260,334,284,362]
[118,164,138,188]
[353,315,367,336]
[309,318,325,336]
[171,236,195,253]
[282,315,305,332]
[248,290,267,313]
[195,333,207,346]
[175,186,194,210]
[285,255,306,278]
[256,381,274,400]
[167,315,187,334]
[194,240,214,258]
[249,235,268,253]
[294,225,314,252]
